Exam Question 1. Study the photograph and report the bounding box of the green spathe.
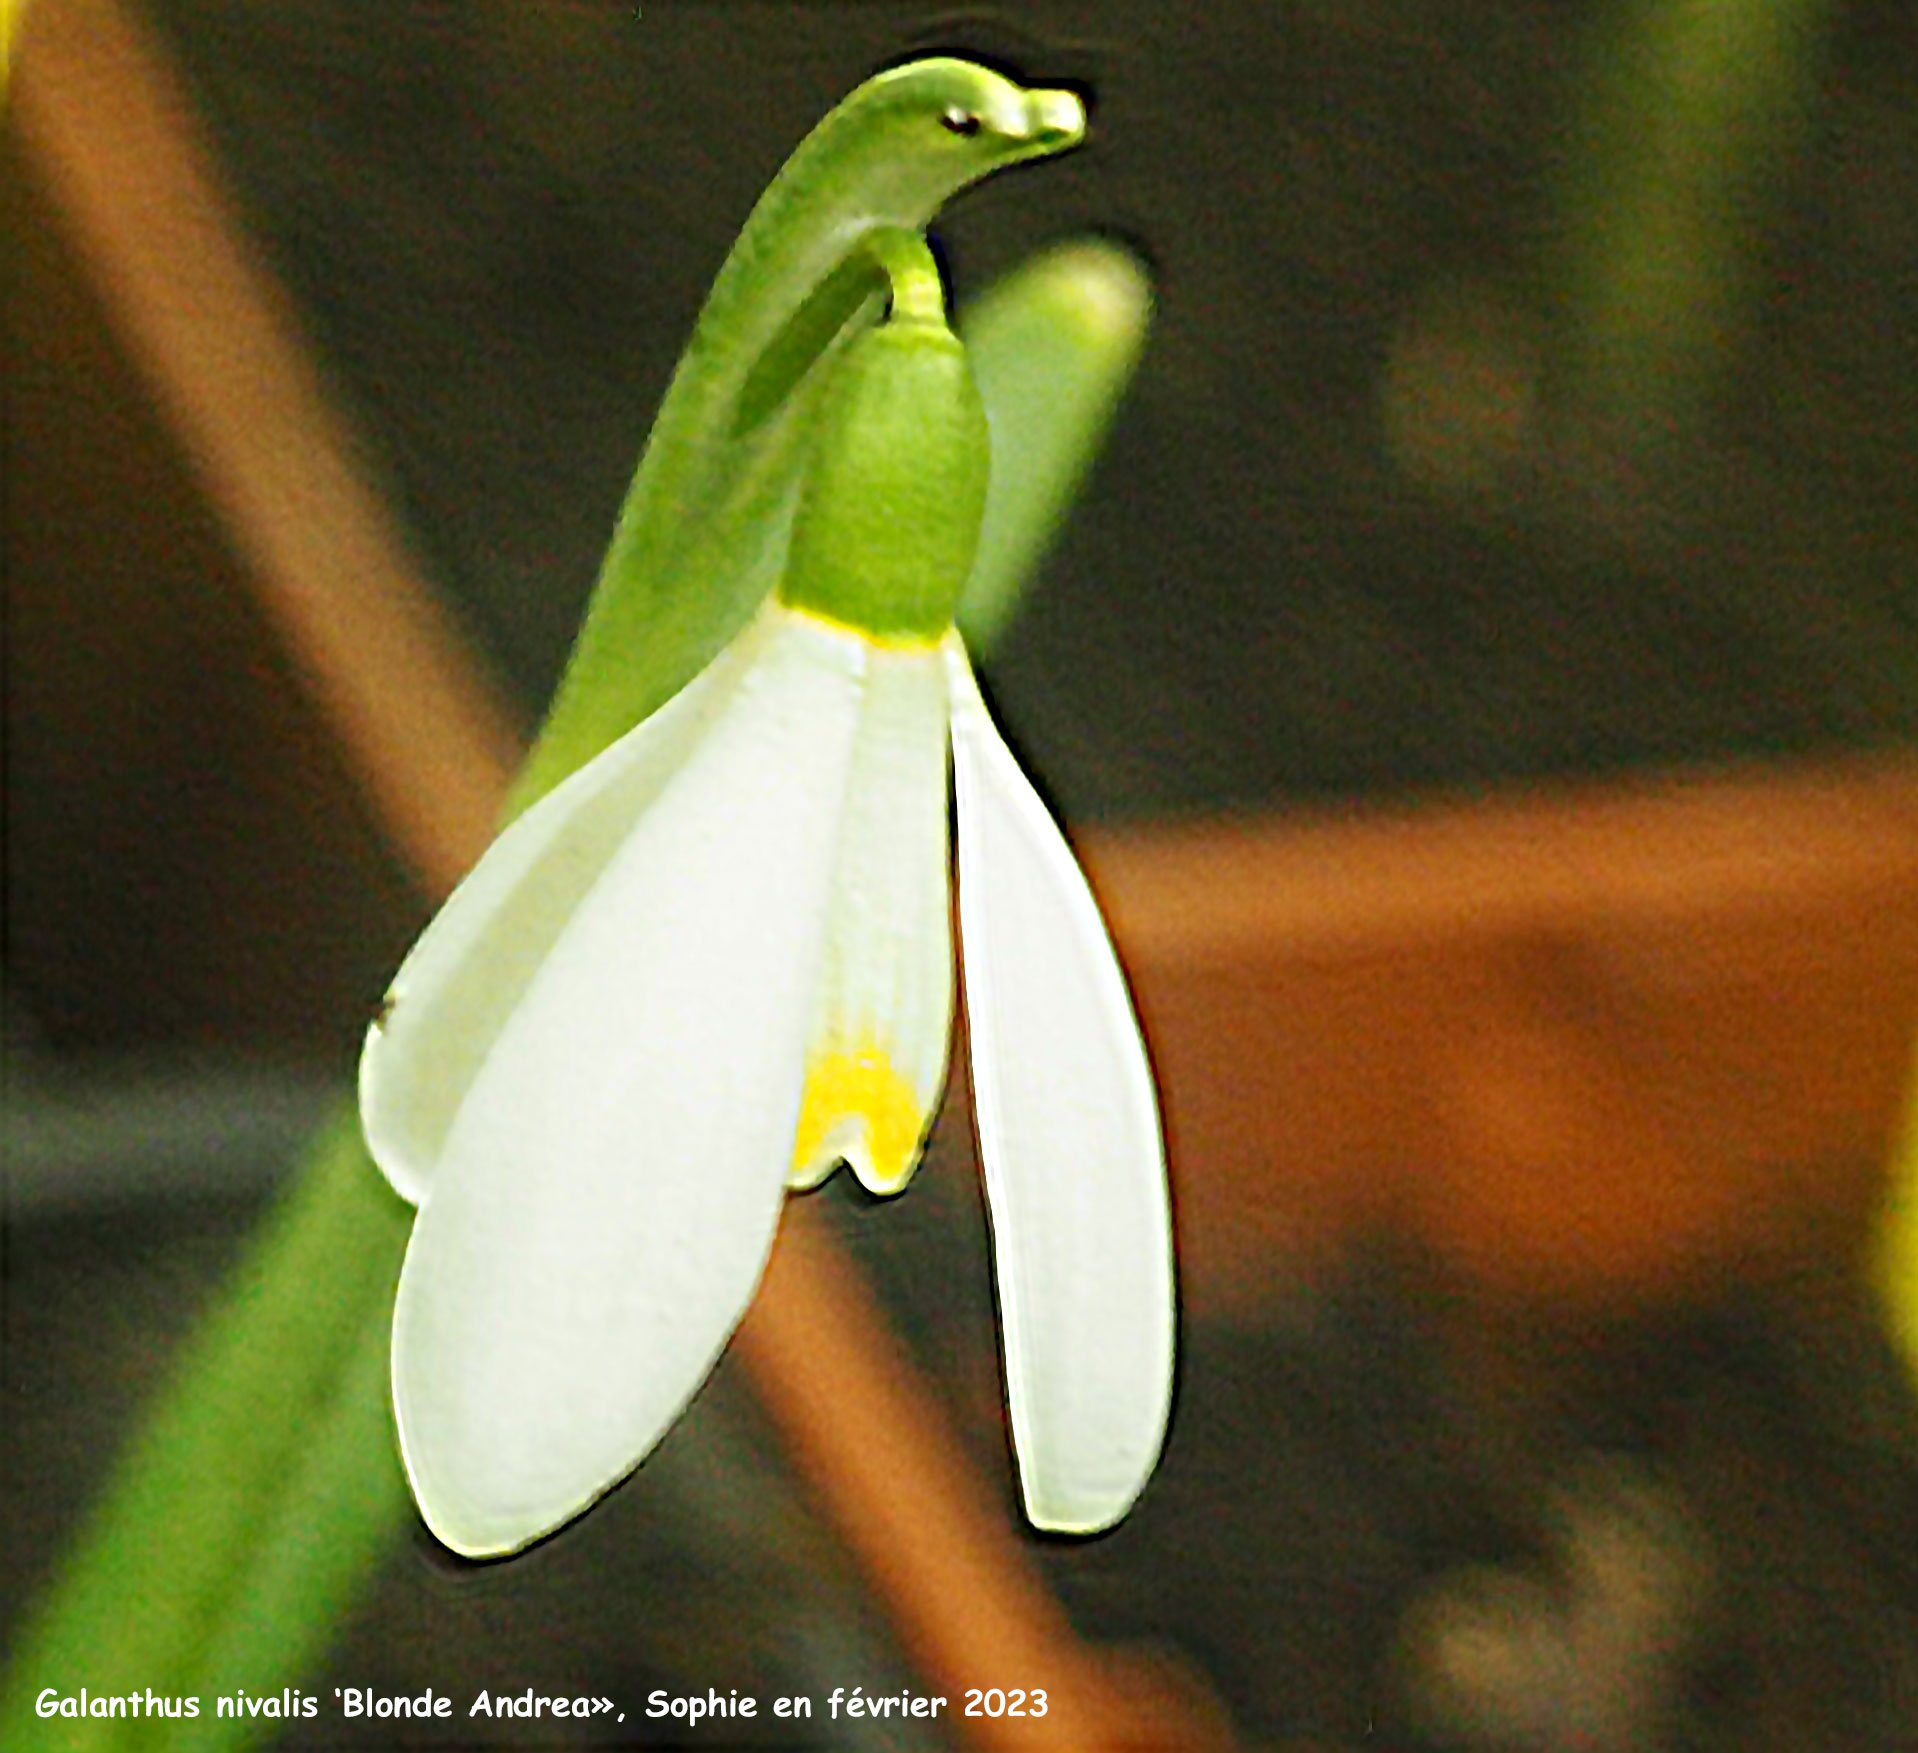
[780,318,988,642]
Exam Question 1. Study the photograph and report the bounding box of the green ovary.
[778,319,990,644]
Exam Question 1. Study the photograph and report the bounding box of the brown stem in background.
[13,0,521,898]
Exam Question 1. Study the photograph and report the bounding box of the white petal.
[359,621,771,1206]
[392,608,866,1557]
[789,640,953,1196]
[947,642,1174,1534]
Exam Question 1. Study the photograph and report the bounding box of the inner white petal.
[392,608,867,1557]
[789,638,953,1197]
[359,617,775,1206]
[947,639,1175,1536]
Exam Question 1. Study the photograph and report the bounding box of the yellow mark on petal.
[790,1038,927,1196]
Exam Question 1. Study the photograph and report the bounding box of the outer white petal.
[947,642,1174,1535]
[788,640,953,1196]
[359,622,767,1206]
[393,608,865,1557]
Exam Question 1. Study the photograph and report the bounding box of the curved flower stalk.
[515,57,1091,808]
[361,220,1175,1560]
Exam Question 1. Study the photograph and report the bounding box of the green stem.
[174,1316,406,1749]
[1873,1070,1918,1374]
[1548,0,1830,438]
[861,226,947,330]
[0,1119,410,1752]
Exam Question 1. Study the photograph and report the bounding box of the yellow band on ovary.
[790,1039,927,1195]
[783,600,945,654]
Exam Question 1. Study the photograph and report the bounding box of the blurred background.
[10,0,1918,1746]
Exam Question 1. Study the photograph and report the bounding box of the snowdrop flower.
[359,252,1173,1560]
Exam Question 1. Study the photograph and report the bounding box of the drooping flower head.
[359,66,1173,1559]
